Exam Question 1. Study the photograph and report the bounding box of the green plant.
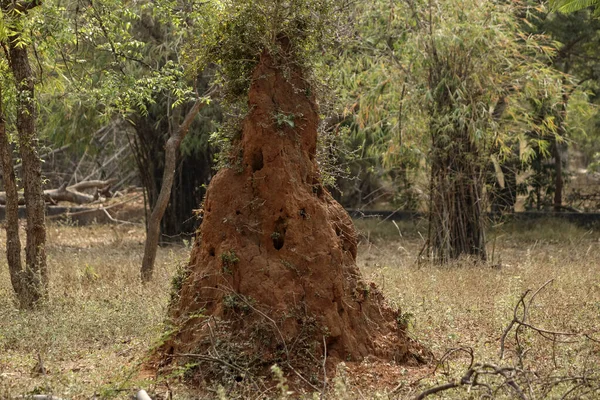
[396,311,415,331]
[271,364,291,399]
[82,263,99,282]
[221,250,239,264]
[223,293,251,314]
[273,112,298,129]
[221,250,240,274]
[551,0,600,16]
[187,0,349,172]
[169,264,191,304]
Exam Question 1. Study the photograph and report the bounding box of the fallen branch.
[100,206,142,226]
[500,279,578,362]
[174,353,247,374]
[42,184,96,205]
[68,178,116,192]
[320,335,328,400]
[46,193,143,220]
[414,281,600,399]
[0,179,117,205]
[416,381,461,400]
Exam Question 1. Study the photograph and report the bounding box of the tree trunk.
[129,105,213,244]
[553,84,569,212]
[489,160,518,215]
[140,100,204,282]
[8,32,48,300]
[553,138,564,212]
[427,127,487,263]
[0,84,29,307]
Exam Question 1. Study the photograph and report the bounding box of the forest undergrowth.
[0,219,599,399]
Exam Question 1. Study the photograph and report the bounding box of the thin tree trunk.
[9,32,47,299]
[0,84,28,307]
[553,139,564,212]
[553,84,570,212]
[141,99,205,282]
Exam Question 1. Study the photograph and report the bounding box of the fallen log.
[0,179,116,205]
[42,184,96,204]
[68,178,116,192]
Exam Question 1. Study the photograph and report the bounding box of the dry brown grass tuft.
[0,219,599,399]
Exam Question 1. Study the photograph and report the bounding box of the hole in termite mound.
[272,217,287,250]
[251,150,264,172]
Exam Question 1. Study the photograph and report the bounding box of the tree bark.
[8,31,48,300]
[553,84,570,212]
[140,99,205,282]
[553,139,564,212]
[129,98,215,244]
[0,84,30,307]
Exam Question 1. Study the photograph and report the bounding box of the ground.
[1,218,599,399]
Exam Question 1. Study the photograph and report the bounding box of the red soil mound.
[159,50,422,383]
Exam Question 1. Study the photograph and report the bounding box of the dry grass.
[354,218,600,398]
[1,218,599,399]
[0,222,187,399]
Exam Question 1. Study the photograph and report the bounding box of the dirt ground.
[0,218,599,399]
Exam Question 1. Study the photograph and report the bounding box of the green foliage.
[25,0,209,153]
[273,112,297,129]
[184,0,352,168]
[328,0,600,211]
[270,232,281,240]
[0,0,45,140]
[222,293,251,313]
[11,0,220,240]
[396,311,415,332]
[589,152,600,171]
[169,263,191,304]
[184,0,347,103]
[209,104,246,170]
[220,250,239,264]
[221,250,239,274]
[3,0,598,218]
[510,5,600,209]
[551,0,600,16]
[271,364,292,399]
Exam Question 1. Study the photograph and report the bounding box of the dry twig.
[414,281,600,399]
